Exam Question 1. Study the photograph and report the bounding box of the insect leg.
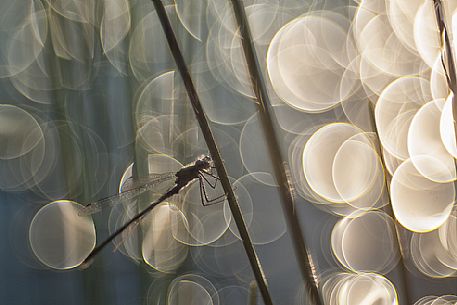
[203,197,227,206]
[201,169,220,180]
[199,175,227,206]
[198,176,207,207]
[199,170,219,189]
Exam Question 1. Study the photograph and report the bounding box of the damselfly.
[80,155,226,267]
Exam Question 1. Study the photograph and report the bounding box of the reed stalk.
[150,1,275,304]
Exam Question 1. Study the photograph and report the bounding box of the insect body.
[81,155,223,267]
[176,155,212,187]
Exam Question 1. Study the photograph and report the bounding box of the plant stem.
[228,1,323,305]
[433,0,457,140]
[150,1,274,305]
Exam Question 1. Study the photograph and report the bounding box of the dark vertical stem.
[228,2,322,305]
[149,1,274,305]
[367,103,411,305]
[433,0,457,141]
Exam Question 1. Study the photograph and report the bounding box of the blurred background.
[0,0,456,305]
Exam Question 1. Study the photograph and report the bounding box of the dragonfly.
[80,155,226,267]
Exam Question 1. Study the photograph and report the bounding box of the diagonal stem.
[149,1,274,305]
[228,1,323,305]
[433,0,457,143]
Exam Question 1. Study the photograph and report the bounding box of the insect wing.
[121,172,175,192]
[78,172,176,216]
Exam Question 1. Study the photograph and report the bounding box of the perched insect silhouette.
[80,154,227,267]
